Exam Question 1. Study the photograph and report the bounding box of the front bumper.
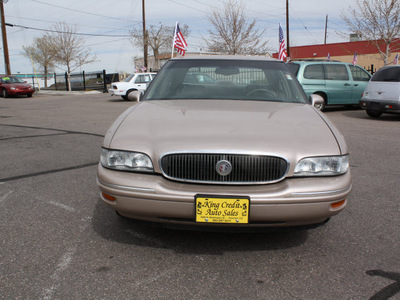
[96,164,352,227]
[360,99,400,113]
[8,89,34,96]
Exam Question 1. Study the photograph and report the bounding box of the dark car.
[0,75,35,98]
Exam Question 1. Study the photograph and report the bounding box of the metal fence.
[53,70,117,92]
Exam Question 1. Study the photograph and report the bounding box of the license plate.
[195,196,249,224]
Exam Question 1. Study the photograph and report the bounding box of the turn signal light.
[331,199,346,209]
[102,192,116,201]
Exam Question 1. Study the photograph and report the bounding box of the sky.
[2,0,355,75]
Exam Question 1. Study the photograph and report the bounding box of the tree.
[204,0,268,55]
[22,35,57,88]
[342,0,400,65]
[130,23,189,70]
[49,22,96,91]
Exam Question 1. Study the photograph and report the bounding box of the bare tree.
[204,0,268,55]
[131,24,189,70]
[22,35,57,88]
[49,22,96,90]
[342,0,400,65]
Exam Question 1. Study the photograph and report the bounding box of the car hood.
[105,100,346,173]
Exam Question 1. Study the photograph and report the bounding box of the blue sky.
[2,0,355,74]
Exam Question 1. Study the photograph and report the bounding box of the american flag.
[173,23,187,56]
[278,25,287,61]
[393,53,399,65]
[352,52,358,66]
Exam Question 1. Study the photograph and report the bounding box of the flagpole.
[171,22,178,59]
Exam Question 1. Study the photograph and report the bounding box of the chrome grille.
[160,153,288,184]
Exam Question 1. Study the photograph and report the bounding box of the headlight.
[100,148,154,172]
[10,87,16,90]
[294,155,349,176]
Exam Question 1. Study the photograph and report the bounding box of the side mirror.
[127,90,143,102]
[310,94,324,109]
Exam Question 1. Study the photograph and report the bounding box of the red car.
[0,75,35,98]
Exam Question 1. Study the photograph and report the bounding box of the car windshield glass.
[144,59,307,103]
[124,74,135,82]
[1,76,25,84]
[372,67,400,82]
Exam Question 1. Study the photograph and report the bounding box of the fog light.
[331,199,346,209]
[102,192,116,201]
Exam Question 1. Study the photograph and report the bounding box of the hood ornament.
[216,160,232,176]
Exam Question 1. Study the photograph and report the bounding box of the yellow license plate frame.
[195,195,250,224]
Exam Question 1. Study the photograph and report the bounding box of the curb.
[36,90,103,96]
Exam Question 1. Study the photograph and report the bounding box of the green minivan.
[287,60,371,110]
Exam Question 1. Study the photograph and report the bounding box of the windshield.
[372,67,400,82]
[1,76,25,84]
[124,74,135,82]
[144,59,307,103]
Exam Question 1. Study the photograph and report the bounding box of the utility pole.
[0,0,11,75]
[324,15,328,44]
[286,0,290,59]
[142,0,148,70]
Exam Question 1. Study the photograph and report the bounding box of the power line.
[30,0,139,23]
[5,23,131,37]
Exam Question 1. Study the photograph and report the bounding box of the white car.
[109,72,156,100]
[360,65,400,117]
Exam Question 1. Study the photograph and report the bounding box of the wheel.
[366,109,382,118]
[313,93,327,111]
[121,95,128,100]
[27,94,32,98]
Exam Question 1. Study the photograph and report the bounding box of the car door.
[324,64,353,104]
[133,74,152,90]
[349,65,372,102]
[299,63,326,97]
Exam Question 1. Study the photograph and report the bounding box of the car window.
[124,74,135,82]
[183,73,216,84]
[371,67,400,82]
[303,64,324,79]
[349,65,371,81]
[135,75,152,84]
[286,63,300,76]
[325,64,349,80]
[144,59,307,103]
[1,76,24,84]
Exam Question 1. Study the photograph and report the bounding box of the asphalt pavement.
[0,93,399,299]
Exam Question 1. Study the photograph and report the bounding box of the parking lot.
[1,92,399,299]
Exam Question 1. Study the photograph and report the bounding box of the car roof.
[289,60,349,65]
[171,54,281,62]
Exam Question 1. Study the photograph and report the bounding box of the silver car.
[360,65,400,118]
[97,55,351,229]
